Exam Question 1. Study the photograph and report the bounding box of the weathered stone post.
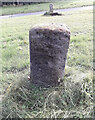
[29,23,70,87]
[49,4,53,13]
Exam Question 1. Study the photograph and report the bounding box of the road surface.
[0,6,93,19]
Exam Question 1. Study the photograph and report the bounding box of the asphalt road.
[0,5,93,19]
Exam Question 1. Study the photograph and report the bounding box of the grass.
[1,0,94,15]
[1,6,94,119]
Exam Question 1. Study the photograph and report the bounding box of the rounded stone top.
[30,23,70,35]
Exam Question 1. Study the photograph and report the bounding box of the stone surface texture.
[29,23,70,87]
[49,4,53,13]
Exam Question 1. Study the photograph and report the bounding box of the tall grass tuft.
[2,72,94,118]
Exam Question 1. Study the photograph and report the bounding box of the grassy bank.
[1,0,94,15]
[1,8,94,118]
